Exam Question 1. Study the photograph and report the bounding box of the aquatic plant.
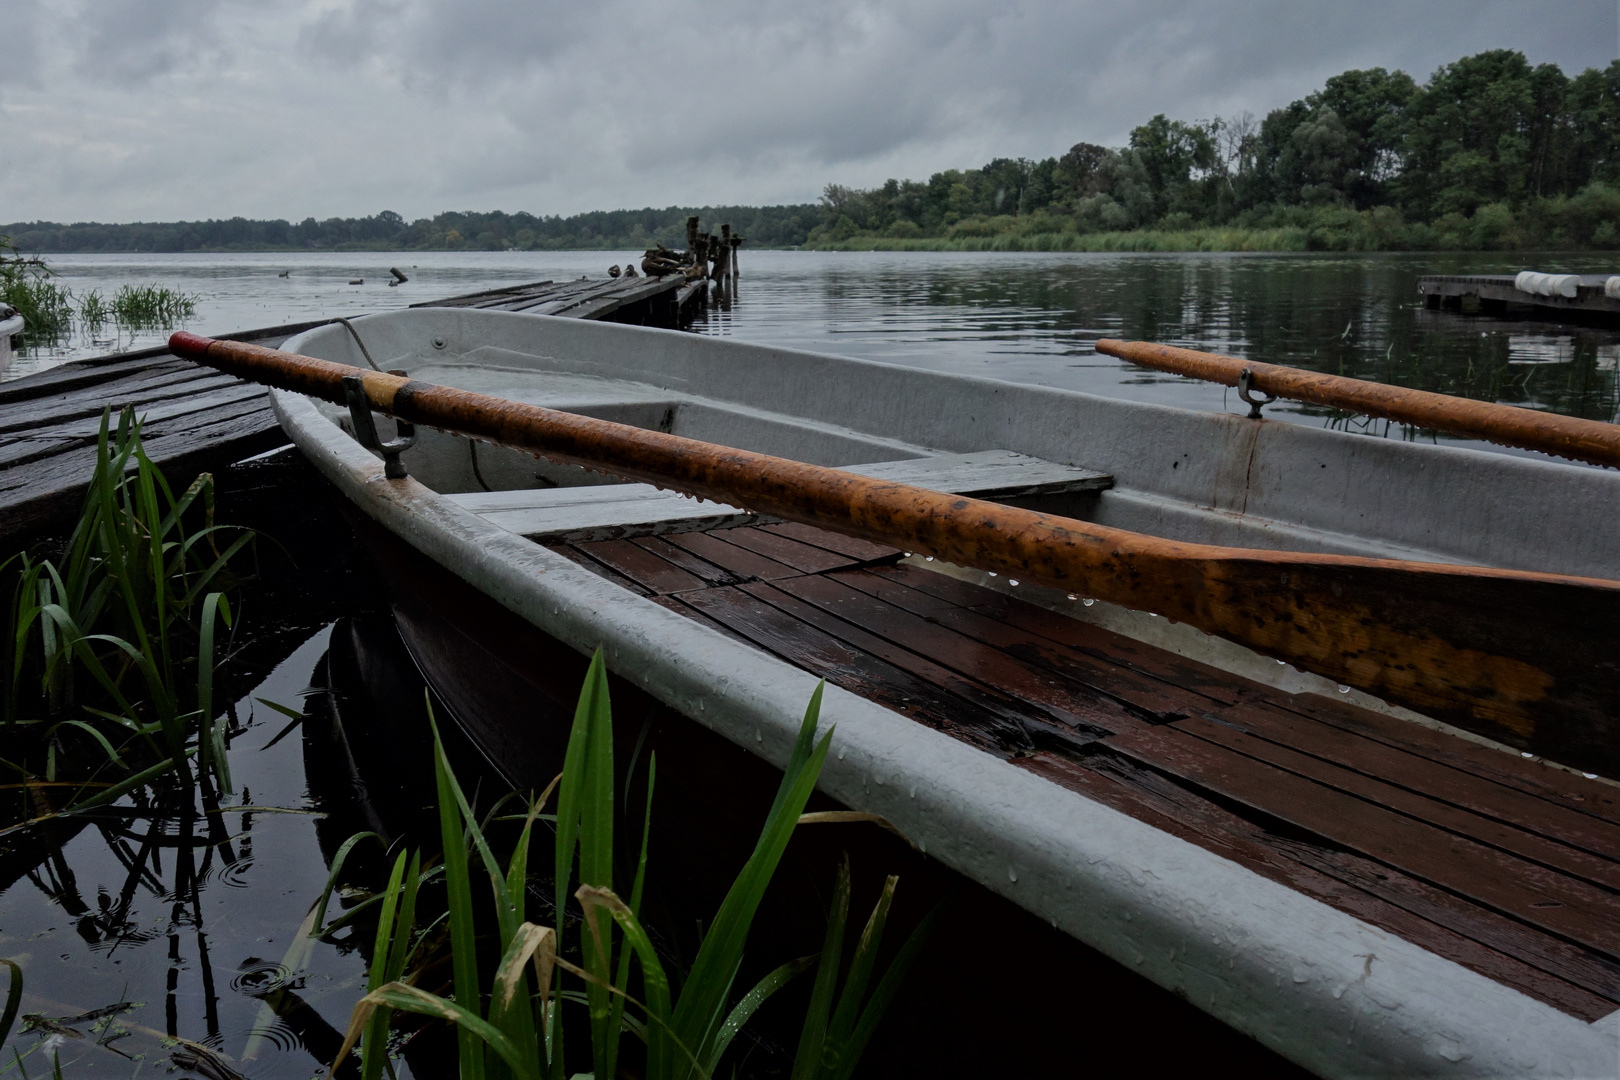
[110,284,198,329]
[76,289,110,330]
[0,238,73,343]
[333,653,935,1079]
[1,407,255,808]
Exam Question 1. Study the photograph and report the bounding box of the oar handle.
[1096,338,1620,469]
[170,331,1620,776]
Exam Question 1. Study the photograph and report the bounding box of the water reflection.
[694,251,1620,431]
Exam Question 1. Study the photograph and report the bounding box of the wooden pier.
[1418,273,1620,322]
[0,273,701,544]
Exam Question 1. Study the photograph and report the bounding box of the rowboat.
[172,313,1620,1077]
[0,305,23,378]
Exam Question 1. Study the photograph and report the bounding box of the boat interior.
[284,310,1620,1029]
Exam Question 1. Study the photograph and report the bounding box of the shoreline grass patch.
[110,284,198,328]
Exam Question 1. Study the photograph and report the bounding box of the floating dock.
[1418,273,1620,322]
[0,273,699,543]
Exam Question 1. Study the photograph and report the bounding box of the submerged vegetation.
[332,657,934,1079]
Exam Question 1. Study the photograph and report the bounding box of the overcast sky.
[1,0,1615,224]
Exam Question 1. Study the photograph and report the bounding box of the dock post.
[730,234,742,283]
[720,224,732,287]
[686,216,700,259]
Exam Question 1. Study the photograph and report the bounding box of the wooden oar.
[170,331,1620,777]
[1095,337,1620,468]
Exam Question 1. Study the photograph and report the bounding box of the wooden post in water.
[720,224,733,288]
[709,233,726,282]
[730,234,742,282]
[686,216,700,257]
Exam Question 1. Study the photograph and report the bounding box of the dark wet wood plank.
[573,538,711,595]
[673,585,1022,755]
[546,543,652,596]
[837,567,1207,720]
[739,579,1088,748]
[718,527,861,574]
[1203,700,1620,863]
[757,521,901,563]
[626,535,752,587]
[1174,714,1620,893]
[663,530,804,581]
[1021,750,1620,1020]
[1272,692,1620,829]
[773,572,1147,736]
[877,563,1260,706]
[1105,723,1620,958]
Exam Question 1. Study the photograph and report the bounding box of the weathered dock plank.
[0,274,705,545]
[1418,273,1620,322]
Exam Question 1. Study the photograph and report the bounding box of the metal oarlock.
[1237,368,1277,419]
[342,373,415,478]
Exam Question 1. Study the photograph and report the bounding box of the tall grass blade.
[606,753,655,1066]
[672,685,832,1077]
[361,850,409,1080]
[431,709,485,1080]
[819,876,897,1077]
[550,648,612,1077]
[0,959,21,1045]
[827,898,949,1080]
[197,591,233,793]
[706,955,815,1074]
[337,984,534,1080]
[791,856,850,1080]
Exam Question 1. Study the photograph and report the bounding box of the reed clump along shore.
[1,408,255,812]
[0,236,198,347]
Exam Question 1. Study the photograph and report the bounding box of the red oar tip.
[168,330,217,358]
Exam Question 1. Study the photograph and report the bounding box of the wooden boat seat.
[443,449,1112,544]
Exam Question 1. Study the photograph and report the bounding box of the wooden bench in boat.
[547,519,1620,1025]
[444,449,1112,543]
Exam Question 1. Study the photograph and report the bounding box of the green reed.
[1,407,255,809]
[0,244,74,344]
[110,284,198,329]
[77,289,110,330]
[332,652,936,1080]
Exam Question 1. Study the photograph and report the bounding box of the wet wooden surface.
[0,275,700,544]
[553,524,1620,1021]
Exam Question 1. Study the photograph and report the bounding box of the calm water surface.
[14,250,1620,435]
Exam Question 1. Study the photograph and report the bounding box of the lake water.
[11,250,1620,444]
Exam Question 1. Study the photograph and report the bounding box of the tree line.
[811,50,1620,250]
[0,204,823,254]
[6,50,1618,254]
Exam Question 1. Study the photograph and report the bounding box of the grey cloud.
[1,0,1614,222]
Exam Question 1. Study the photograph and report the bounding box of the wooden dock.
[0,273,699,544]
[1419,273,1620,322]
